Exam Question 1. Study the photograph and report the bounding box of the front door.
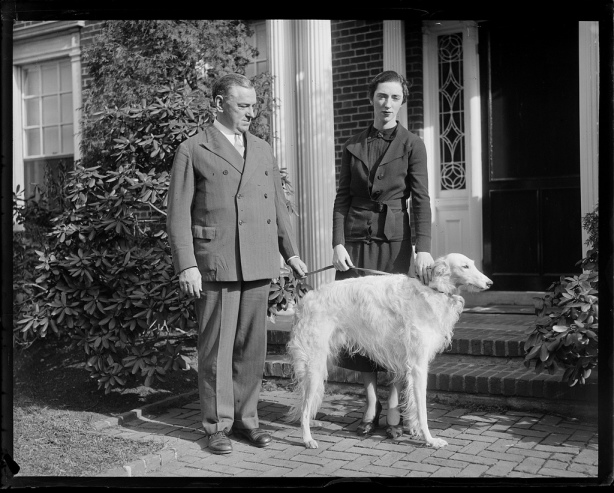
[479,21,582,291]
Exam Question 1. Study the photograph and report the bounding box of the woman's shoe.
[356,400,382,435]
[385,411,404,439]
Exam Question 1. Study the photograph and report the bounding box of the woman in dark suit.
[332,70,434,439]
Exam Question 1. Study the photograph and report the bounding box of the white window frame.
[21,59,74,159]
[245,20,268,77]
[13,21,83,204]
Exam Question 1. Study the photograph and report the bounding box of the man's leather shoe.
[234,428,272,448]
[208,430,232,454]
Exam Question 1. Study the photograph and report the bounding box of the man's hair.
[367,70,410,104]
[212,73,254,100]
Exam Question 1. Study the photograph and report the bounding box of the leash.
[304,264,391,277]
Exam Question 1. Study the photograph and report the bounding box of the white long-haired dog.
[286,253,492,449]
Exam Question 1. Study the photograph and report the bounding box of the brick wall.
[331,19,384,179]
[330,19,425,182]
[80,21,105,92]
[404,20,424,136]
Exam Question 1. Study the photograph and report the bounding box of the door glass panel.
[489,23,579,180]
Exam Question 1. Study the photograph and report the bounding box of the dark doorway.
[479,21,582,291]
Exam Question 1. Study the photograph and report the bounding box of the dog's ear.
[431,258,450,279]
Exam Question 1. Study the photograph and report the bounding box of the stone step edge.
[263,356,597,404]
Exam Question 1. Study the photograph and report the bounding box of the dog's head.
[429,253,493,294]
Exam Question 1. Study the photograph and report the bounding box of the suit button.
[267,219,271,224]
[223,170,228,175]
[377,174,383,179]
[239,220,244,225]
[237,194,242,199]
[265,171,269,176]
[264,193,268,198]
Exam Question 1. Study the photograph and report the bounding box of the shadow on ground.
[13,336,199,419]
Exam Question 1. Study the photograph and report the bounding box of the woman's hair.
[367,70,410,104]
[212,73,254,100]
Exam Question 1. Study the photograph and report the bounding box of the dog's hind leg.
[411,359,448,448]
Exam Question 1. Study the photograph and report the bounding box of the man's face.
[215,85,258,134]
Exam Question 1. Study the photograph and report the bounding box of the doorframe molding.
[422,20,483,267]
[578,21,599,257]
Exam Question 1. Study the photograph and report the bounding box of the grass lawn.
[11,335,199,477]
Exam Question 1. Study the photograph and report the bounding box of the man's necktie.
[234,133,245,159]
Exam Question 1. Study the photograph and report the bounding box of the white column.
[578,21,599,256]
[70,47,82,161]
[267,20,299,237]
[383,20,408,128]
[294,20,337,288]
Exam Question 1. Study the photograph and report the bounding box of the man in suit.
[166,73,307,454]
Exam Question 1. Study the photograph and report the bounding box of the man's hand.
[288,257,308,278]
[178,267,202,298]
[414,251,434,285]
[332,244,354,271]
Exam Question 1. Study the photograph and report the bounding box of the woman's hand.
[414,251,434,285]
[333,244,354,271]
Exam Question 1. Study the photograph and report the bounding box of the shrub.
[268,266,312,322]
[523,203,599,386]
[14,20,285,393]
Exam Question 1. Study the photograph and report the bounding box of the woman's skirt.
[335,239,413,373]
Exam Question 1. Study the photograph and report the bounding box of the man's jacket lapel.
[239,131,263,189]
[198,124,245,173]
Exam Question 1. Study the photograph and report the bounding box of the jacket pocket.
[192,225,216,241]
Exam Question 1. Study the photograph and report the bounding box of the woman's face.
[370,81,404,129]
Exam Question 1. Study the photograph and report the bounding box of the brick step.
[264,306,598,417]
[263,352,598,416]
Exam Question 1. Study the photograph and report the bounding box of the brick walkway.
[96,386,599,480]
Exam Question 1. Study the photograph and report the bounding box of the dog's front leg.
[412,362,448,448]
[301,410,318,449]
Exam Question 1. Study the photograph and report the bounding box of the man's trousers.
[195,279,271,435]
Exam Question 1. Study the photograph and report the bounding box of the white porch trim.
[578,21,600,256]
[383,20,408,128]
[422,21,483,267]
[268,20,337,288]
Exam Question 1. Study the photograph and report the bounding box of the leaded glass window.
[438,33,466,190]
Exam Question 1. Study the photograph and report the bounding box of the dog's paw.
[304,439,319,449]
[426,437,448,448]
[406,426,422,438]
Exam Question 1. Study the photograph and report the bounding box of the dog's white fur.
[286,253,493,449]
